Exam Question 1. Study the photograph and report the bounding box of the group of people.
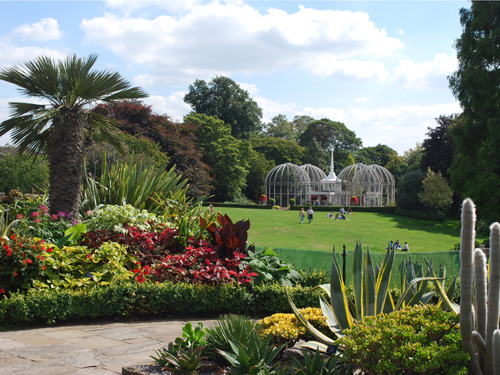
[389,239,409,252]
[299,207,315,224]
[299,206,353,224]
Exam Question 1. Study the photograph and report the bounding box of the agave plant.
[289,348,350,375]
[205,314,256,364]
[217,330,286,375]
[151,341,206,374]
[286,241,452,352]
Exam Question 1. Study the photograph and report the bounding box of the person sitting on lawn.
[394,239,401,250]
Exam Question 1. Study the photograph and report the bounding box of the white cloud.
[298,102,462,154]
[0,38,68,71]
[392,53,458,89]
[81,2,404,87]
[143,92,191,122]
[354,97,371,103]
[11,18,62,41]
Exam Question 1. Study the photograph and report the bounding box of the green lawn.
[218,207,485,253]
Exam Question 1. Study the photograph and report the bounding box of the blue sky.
[0,0,468,155]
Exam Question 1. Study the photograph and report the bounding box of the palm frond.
[87,112,128,155]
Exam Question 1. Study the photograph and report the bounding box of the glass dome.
[265,163,310,207]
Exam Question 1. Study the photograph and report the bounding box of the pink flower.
[31,212,40,218]
[34,218,42,224]
[40,205,49,215]
[51,214,58,220]
[86,210,94,216]
[71,220,79,226]
[16,214,23,220]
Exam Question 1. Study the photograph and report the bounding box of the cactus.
[460,198,500,375]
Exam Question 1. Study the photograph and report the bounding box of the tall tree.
[448,1,500,223]
[418,169,454,225]
[249,137,305,166]
[0,54,147,218]
[420,115,457,181]
[184,76,263,139]
[355,144,398,166]
[185,113,248,202]
[298,118,362,171]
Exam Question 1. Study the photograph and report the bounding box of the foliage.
[13,204,75,244]
[268,198,275,207]
[396,170,426,211]
[82,155,188,214]
[32,242,139,290]
[298,118,362,172]
[93,100,213,199]
[151,342,206,374]
[205,314,256,365]
[355,144,397,167]
[385,155,408,182]
[448,2,500,224]
[286,241,451,352]
[420,115,456,181]
[418,169,453,224]
[337,304,468,375]
[249,136,305,166]
[0,150,49,194]
[153,241,257,285]
[151,191,218,247]
[289,198,296,207]
[186,113,248,202]
[85,204,158,234]
[0,281,320,326]
[0,54,147,219]
[257,308,329,347]
[217,330,286,375]
[0,235,48,295]
[243,247,302,286]
[289,348,349,375]
[202,213,254,259]
[240,141,274,201]
[184,75,263,139]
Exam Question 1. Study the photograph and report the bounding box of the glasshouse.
[265,153,395,207]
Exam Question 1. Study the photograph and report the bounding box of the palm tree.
[0,54,147,219]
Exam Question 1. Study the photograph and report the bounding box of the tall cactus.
[460,199,500,375]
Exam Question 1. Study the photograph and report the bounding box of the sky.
[0,0,469,155]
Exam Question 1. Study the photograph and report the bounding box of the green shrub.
[289,198,296,207]
[0,235,48,295]
[337,304,469,375]
[86,204,158,233]
[257,307,330,347]
[0,282,321,327]
[268,198,275,207]
[32,242,139,290]
[243,247,302,286]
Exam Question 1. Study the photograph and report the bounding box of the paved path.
[0,319,217,375]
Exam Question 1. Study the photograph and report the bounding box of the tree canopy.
[184,76,263,139]
[0,54,147,218]
[448,1,500,223]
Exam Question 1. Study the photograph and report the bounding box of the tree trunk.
[48,108,85,220]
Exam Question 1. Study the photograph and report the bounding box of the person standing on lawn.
[307,207,314,223]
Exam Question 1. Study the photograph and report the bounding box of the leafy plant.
[337,304,468,375]
[151,342,207,374]
[243,247,301,286]
[205,314,256,364]
[85,204,158,234]
[81,155,188,214]
[257,308,329,347]
[33,242,138,289]
[217,330,286,375]
[289,348,349,375]
[201,213,254,259]
[286,241,447,352]
[0,235,48,295]
[0,205,19,240]
[151,191,218,247]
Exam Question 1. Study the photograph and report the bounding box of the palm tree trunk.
[48,109,85,220]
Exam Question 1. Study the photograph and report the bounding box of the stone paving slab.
[0,319,215,375]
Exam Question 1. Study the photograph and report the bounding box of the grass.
[219,207,486,253]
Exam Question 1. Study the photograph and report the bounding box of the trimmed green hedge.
[0,282,320,327]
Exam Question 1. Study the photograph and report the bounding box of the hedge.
[0,282,320,327]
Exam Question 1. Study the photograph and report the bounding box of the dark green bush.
[337,304,468,375]
[0,282,320,327]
